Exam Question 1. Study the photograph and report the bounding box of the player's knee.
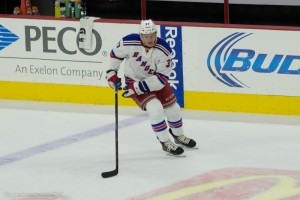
[166,103,180,113]
[146,99,164,120]
[165,103,181,118]
[171,103,181,112]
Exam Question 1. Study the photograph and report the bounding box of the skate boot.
[169,129,197,148]
[160,139,184,155]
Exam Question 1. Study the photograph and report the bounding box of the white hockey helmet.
[139,19,157,34]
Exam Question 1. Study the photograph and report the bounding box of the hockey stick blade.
[101,169,118,178]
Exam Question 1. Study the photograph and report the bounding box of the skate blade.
[179,145,199,150]
[166,153,186,157]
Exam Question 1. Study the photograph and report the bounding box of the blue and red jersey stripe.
[168,119,183,128]
[151,120,167,132]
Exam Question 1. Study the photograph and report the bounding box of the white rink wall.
[0,16,299,115]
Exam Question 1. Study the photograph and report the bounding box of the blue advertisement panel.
[160,26,184,107]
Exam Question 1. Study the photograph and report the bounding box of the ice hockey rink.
[0,99,300,200]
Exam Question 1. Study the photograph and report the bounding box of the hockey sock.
[151,120,170,142]
[165,103,184,136]
[146,99,170,142]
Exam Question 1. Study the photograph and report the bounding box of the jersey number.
[166,59,172,68]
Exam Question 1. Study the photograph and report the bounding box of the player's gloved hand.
[106,70,122,90]
[122,82,147,98]
[122,84,138,98]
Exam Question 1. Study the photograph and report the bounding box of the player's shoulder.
[154,37,172,56]
[122,33,141,46]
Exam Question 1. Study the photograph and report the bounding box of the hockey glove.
[122,81,148,98]
[106,70,122,90]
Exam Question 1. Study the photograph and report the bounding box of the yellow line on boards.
[0,81,135,106]
[0,81,299,116]
[184,91,300,116]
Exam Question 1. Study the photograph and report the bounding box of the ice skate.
[160,139,184,156]
[169,129,197,148]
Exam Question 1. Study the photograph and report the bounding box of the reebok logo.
[0,24,19,51]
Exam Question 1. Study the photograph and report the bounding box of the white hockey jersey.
[108,33,173,92]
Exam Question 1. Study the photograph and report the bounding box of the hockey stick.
[101,87,119,178]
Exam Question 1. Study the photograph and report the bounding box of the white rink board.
[182,26,300,96]
[1,17,299,98]
[0,18,139,86]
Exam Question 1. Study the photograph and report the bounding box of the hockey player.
[106,19,196,155]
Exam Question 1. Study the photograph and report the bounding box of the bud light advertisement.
[207,32,300,88]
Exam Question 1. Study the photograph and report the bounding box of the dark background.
[1,0,300,26]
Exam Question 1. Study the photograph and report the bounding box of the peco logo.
[207,32,300,88]
[0,24,19,51]
[25,26,102,56]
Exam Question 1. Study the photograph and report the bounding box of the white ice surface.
[0,100,299,200]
